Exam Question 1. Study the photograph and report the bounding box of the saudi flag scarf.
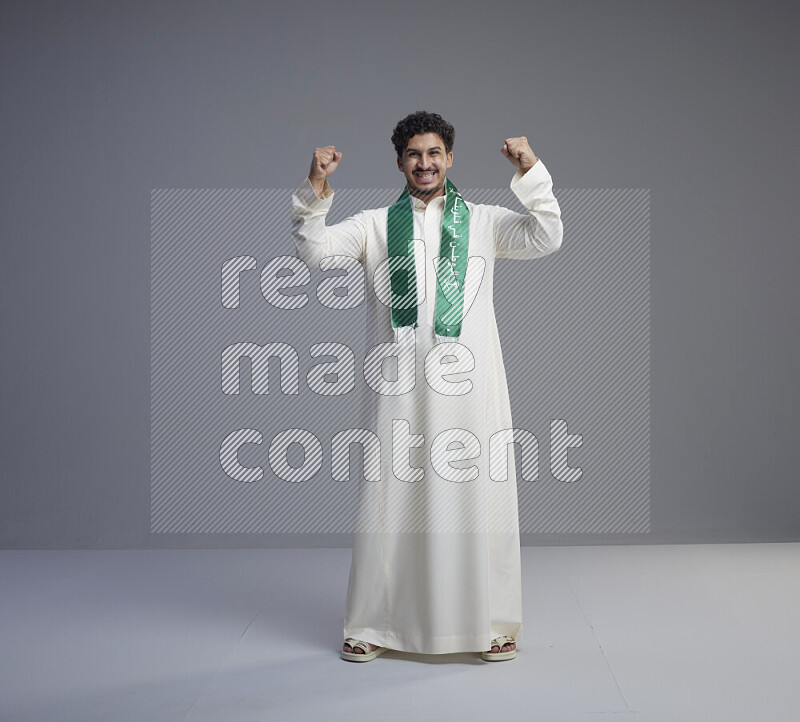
[386,177,470,345]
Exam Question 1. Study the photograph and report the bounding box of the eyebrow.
[406,146,442,153]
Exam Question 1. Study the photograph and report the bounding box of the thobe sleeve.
[291,177,367,266]
[493,159,563,260]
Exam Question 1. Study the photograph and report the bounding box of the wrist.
[309,176,326,198]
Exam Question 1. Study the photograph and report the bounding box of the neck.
[407,184,446,205]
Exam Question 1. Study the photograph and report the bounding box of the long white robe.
[291,160,563,654]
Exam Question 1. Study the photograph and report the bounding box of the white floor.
[1,543,798,722]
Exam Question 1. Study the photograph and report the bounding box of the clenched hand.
[308,146,342,197]
[501,137,539,173]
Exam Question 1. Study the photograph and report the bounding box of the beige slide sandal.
[341,637,389,662]
[481,635,517,661]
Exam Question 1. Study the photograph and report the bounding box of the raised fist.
[309,145,343,183]
[501,136,538,173]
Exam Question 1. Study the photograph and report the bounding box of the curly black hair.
[391,111,455,158]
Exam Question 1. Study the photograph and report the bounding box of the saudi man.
[291,111,563,662]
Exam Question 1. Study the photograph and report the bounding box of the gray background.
[1,0,797,548]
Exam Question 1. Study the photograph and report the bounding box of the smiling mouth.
[414,171,436,181]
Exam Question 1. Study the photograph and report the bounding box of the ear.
[397,156,403,171]
[446,151,453,168]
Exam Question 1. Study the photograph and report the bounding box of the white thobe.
[291,160,563,654]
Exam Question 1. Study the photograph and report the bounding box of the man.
[291,111,563,662]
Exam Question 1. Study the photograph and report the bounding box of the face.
[396,132,453,202]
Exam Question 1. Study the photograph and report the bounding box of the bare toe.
[344,640,376,654]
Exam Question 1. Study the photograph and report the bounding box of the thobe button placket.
[415,195,446,331]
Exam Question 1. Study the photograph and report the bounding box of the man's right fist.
[309,145,342,182]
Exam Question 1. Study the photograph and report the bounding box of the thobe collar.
[410,186,448,211]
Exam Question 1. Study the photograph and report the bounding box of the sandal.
[481,634,517,661]
[341,637,388,662]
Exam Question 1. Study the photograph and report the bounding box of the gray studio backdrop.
[1,0,797,548]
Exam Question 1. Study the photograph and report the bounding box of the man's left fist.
[501,136,539,173]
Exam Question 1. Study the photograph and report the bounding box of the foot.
[486,637,516,654]
[343,639,380,655]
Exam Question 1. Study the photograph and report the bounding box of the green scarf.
[386,177,470,344]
